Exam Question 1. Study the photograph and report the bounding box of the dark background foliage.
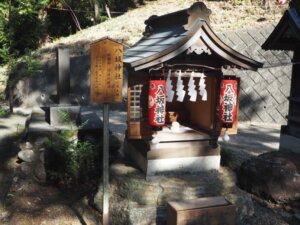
[0,0,150,65]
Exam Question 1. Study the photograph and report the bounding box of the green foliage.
[0,0,49,64]
[0,106,10,117]
[6,49,42,88]
[220,147,241,170]
[43,112,95,184]
[0,0,155,64]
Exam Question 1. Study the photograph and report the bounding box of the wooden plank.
[90,38,123,103]
[149,140,210,150]
[175,205,235,225]
[168,196,229,211]
[127,121,152,139]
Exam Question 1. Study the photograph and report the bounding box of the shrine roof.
[123,4,263,71]
[262,8,300,51]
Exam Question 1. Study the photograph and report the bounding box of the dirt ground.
[0,112,102,225]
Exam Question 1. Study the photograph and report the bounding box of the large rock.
[237,151,300,203]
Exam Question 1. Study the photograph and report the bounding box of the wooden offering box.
[167,196,235,225]
[123,3,262,176]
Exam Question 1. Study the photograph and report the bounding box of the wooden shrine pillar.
[280,50,300,152]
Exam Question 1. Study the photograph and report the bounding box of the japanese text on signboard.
[90,39,123,103]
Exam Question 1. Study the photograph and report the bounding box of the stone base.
[125,138,220,177]
[94,159,254,225]
[279,133,300,154]
[49,105,81,126]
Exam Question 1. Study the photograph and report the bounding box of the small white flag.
[199,72,207,101]
[166,70,175,102]
[188,71,197,102]
[176,70,186,102]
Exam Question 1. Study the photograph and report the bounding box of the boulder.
[237,151,300,203]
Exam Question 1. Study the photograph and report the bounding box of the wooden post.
[89,38,124,225]
[103,103,110,225]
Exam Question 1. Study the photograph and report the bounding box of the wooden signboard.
[90,38,123,103]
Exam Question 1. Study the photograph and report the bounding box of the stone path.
[219,122,281,162]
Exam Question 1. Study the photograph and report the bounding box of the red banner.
[219,79,238,125]
[148,80,166,127]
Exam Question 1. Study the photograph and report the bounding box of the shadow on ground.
[219,123,280,162]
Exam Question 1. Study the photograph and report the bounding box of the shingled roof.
[262,3,300,51]
[123,3,262,71]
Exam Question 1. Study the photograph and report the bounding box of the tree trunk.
[94,0,100,24]
[9,86,13,113]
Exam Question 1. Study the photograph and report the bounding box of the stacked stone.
[94,160,255,225]
[18,140,46,183]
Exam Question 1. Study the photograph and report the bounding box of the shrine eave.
[123,19,263,71]
[262,8,300,51]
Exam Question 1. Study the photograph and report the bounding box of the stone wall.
[12,24,293,124]
[218,24,293,124]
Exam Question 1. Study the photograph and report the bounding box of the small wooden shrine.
[123,3,262,176]
[262,0,300,154]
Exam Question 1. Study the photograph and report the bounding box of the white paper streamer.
[166,69,175,102]
[176,70,186,102]
[187,71,197,102]
[199,72,207,101]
